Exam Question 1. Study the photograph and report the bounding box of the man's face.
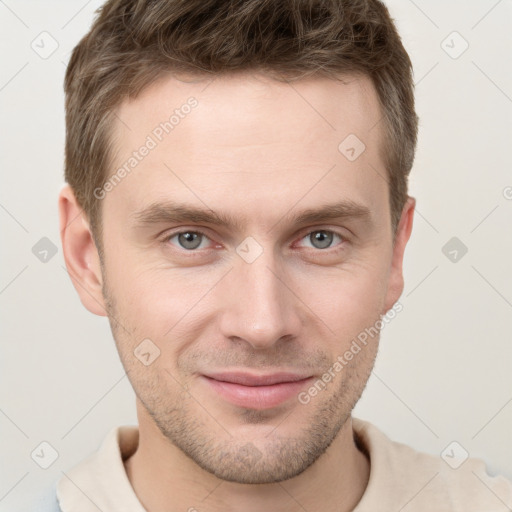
[94,72,409,483]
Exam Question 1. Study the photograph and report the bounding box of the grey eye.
[309,230,334,249]
[177,231,203,250]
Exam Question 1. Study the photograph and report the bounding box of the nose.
[217,248,302,350]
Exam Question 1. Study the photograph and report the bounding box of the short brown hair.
[64,0,418,249]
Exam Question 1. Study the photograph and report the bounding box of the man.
[45,0,512,510]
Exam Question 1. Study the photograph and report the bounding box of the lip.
[200,371,314,410]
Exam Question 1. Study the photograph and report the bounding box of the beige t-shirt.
[56,418,512,511]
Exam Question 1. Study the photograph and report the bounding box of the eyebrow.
[131,199,373,232]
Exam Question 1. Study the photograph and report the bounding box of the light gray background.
[1,1,511,510]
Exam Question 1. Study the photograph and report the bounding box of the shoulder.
[352,417,512,512]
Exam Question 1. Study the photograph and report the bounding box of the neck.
[125,409,369,512]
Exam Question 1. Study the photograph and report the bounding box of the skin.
[59,71,415,512]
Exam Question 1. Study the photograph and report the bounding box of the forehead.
[104,71,388,232]
[112,70,383,154]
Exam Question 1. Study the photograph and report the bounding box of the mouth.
[200,371,314,410]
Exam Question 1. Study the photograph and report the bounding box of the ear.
[382,196,415,314]
[58,184,107,316]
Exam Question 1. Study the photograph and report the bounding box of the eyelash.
[161,228,348,255]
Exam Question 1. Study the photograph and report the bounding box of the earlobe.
[382,196,416,315]
[58,184,107,317]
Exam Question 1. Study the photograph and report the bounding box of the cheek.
[106,260,221,351]
[296,260,389,341]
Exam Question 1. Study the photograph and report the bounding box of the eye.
[167,231,212,250]
[298,230,344,250]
